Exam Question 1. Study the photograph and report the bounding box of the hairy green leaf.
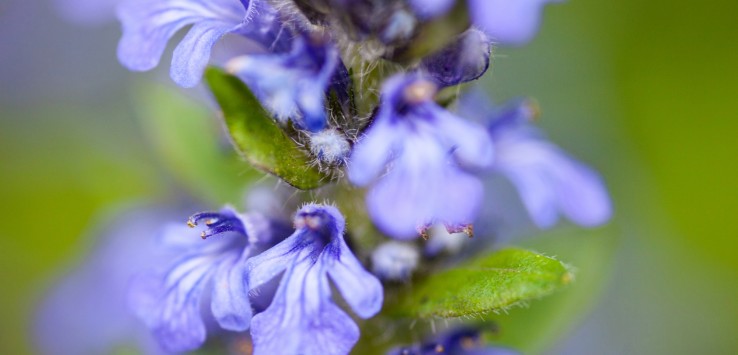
[388,248,572,318]
[205,67,330,190]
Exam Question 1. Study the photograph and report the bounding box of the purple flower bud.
[420,28,492,87]
[371,241,420,281]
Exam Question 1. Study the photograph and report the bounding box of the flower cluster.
[38,0,613,354]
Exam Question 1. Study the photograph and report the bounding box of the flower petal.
[468,0,558,45]
[244,232,299,289]
[347,117,401,186]
[431,105,495,169]
[407,0,456,19]
[128,254,215,352]
[326,240,383,318]
[550,152,612,226]
[250,260,359,355]
[210,252,252,331]
[170,20,238,87]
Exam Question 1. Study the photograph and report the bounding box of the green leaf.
[134,82,254,205]
[485,228,616,353]
[388,248,572,318]
[205,67,330,190]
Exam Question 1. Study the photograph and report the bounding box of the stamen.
[187,211,246,239]
[187,212,222,228]
[445,223,474,238]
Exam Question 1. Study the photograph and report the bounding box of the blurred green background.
[1,0,736,354]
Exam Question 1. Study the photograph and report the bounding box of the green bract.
[205,67,331,190]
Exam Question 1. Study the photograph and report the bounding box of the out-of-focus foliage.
[134,83,254,205]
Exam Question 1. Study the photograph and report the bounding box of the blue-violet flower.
[127,206,286,352]
[485,98,612,228]
[117,0,289,87]
[348,73,494,239]
[245,203,383,355]
[226,34,342,131]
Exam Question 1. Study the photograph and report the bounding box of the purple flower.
[245,204,383,355]
[388,326,519,355]
[117,0,289,87]
[420,28,492,87]
[226,34,342,131]
[34,205,179,355]
[53,0,122,25]
[407,0,456,20]
[468,0,561,45]
[481,97,612,228]
[348,74,494,239]
[408,0,559,45]
[128,206,287,352]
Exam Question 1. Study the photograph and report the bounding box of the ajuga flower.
[348,73,494,239]
[227,34,343,132]
[34,206,177,355]
[117,0,289,87]
[485,99,612,228]
[456,92,612,229]
[245,204,383,355]
[128,207,288,352]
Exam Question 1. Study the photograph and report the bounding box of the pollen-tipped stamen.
[187,211,246,239]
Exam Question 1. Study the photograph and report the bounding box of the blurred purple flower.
[468,0,561,45]
[53,0,122,26]
[226,34,342,131]
[459,93,612,228]
[408,0,559,45]
[34,205,179,355]
[420,28,491,87]
[348,74,494,239]
[128,206,288,352]
[371,241,420,281]
[117,0,289,87]
[388,326,519,355]
[245,203,383,355]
